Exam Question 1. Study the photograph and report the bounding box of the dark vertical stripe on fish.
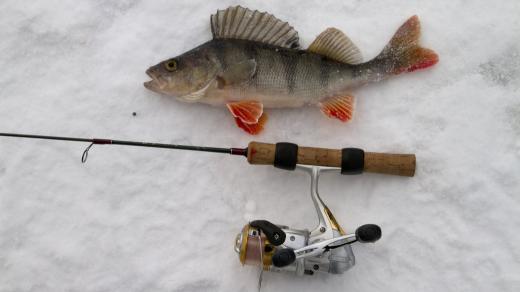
[214,40,228,71]
[319,56,329,89]
[283,53,296,94]
[245,42,259,89]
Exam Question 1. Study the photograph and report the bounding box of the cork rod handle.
[246,142,415,177]
[363,152,415,177]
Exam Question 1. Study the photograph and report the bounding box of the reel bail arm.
[249,220,286,246]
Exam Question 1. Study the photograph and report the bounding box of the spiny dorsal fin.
[308,28,363,64]
[211,6,300,49]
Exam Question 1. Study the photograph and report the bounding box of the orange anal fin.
[234,113,268,135]
[319,95,354,122]
[227,101,264,124]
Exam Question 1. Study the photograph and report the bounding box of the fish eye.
[164,59,177,71]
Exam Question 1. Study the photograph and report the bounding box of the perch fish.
[144,6,438,134]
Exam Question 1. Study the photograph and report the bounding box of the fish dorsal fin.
[211,6,300,49]
[308,28,363,64]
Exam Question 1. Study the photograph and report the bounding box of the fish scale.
[210,40,347,105]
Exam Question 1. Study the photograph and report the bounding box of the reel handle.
[247,142,415,177]
[355,224,382,243]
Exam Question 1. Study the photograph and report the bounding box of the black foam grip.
[341,148,364,175]
[272,248,296,267]
[274,142,298,170]
[250,220,286,246]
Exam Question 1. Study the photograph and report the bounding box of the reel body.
[235,224,355,275]
[235,166,381,276]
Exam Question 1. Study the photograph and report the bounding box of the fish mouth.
[144,68,166,92]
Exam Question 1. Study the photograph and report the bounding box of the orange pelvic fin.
[227,101,264,124]
[319,94,355,122]
[234,113,268,135]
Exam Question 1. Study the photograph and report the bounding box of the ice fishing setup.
[0,4,438,286]
[0,132,415,276]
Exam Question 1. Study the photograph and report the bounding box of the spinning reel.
[235,166,382,276]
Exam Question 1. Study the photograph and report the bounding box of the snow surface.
[1,1,519,291]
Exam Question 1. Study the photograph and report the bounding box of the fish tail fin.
[374,15,438,75]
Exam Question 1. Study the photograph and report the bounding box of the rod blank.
[0,132,241,156]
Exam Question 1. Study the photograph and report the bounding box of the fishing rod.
[0,132,415,176]
[1,131,415,279]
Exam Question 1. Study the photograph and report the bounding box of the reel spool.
[234,166,382,276]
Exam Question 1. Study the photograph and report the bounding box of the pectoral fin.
[217,60,257,88]
[319,94,355,122]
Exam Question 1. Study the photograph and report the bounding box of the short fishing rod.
[1,131,413,277]
[0,132,415,177]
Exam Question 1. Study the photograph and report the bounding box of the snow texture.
[1,1,519,291]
